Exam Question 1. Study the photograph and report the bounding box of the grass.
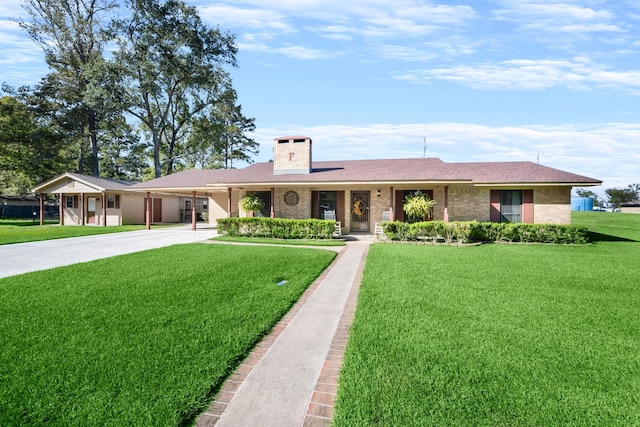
[211,235,347,246]
[0,219,147,245]
[0,244,336,427]
[333,211,640,426]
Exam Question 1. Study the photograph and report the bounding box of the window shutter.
[395,190,405,222]
[115,195,121,209]
[522,190,534,223]
[337,191,345,224]
[311,191,320,219]
[73,195,79,209]
[490,190,501,222]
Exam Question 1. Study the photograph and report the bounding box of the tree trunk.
[88,107,99,176]
[153,131,162,178]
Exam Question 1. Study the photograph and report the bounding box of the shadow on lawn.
[587,231,638,243]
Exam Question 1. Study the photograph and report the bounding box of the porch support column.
[227,188,232,218]
[389,186,394,221]
[443,185,449,223]
[102,191,107,226]
[59,194,64,225]
[191,191,197,231]
[39,193,45,226]
[81,193,85,226]
[145,192,151,230]
[270,187,275,218]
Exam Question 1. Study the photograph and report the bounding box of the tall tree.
[0,95,67,194]
[605,184,639,207]
[109,0,237,178]
[186,89,258,169]
[98,115,147,180]
[19,0,117,176]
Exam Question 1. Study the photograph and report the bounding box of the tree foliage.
[0,95,67,194]
[186,89,257,169]
[19,0,118,176]
[108,0,238,178]
[6,0,256,185]
[605,184,639,207]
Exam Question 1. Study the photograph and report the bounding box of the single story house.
[31,172,185,226]
[32,173,211,227]
[621,201,640,214]
[126,136,602,232]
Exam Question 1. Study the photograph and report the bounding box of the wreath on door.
[352,199,365,216]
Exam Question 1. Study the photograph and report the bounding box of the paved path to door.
[196,239,371,427]
[0,225,219,279]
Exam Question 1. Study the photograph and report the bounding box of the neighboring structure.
[571,196,595,211]
[0,195,58,219]
[32,173,182,226]
[128,136,602,231]
[621,201,640,214]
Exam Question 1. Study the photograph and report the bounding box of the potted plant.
[403,191,436,223]
[238,193,264,217]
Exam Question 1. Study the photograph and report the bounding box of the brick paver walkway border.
[302,243,369,426]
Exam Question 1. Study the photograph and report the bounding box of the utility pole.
[423,137,427,158]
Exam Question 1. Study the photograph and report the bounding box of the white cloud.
[197,5,296,34]
[394,58,640,92]
[494,1,624,34]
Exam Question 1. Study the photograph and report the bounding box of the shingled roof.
[128,157,601,190]
[33,172,138,193]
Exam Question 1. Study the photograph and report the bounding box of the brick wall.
[534,187,571,224]
[275,187,312,219]
[447,187,491,221]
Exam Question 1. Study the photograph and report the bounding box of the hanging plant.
[403,191,436,222]
[238,193,264,216]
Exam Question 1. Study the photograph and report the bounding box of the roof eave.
[473,181,602,187]
[210,179,473,188]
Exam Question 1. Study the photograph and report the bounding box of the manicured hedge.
[216,217,338,239]
[381,221,589,244]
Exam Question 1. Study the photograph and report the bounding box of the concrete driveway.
[0,225,218,279]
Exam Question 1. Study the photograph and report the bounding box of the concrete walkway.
[0,225,219,279]
[196,238,372,427]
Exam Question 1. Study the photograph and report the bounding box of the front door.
[87,197,96,224]
[350,191,370,232]
[143,198,163,223]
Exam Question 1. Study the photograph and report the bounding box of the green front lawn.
[0,244,336,426]
[333,212,640,426]
[0,219,147,245]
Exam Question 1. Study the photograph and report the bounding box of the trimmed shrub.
[381,221,589,245]
[216,217,338,239]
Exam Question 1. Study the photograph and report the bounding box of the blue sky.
[2,0,640,196]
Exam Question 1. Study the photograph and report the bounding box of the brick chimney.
[273,136,312,175]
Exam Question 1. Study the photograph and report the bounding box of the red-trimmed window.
[490,190,533,223]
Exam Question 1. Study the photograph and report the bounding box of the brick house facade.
[128,136,601,231]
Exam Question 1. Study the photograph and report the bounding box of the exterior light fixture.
[377,189,381,197]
